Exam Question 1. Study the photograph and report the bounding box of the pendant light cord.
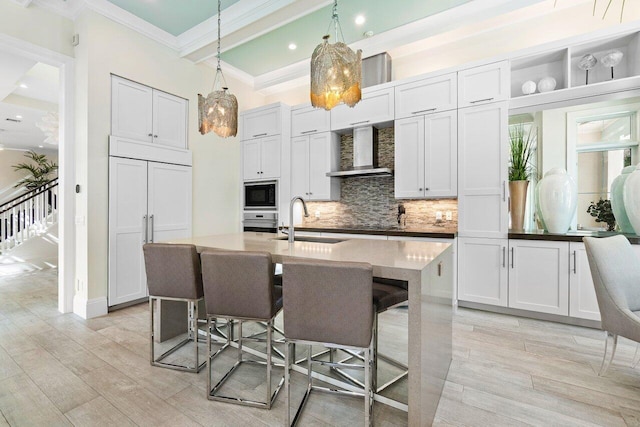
[325,0,346,43]
[213,0,229,91]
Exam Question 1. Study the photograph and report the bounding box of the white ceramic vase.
[623,163,640,235]
[538,168,577,233]
[611,165,636,233]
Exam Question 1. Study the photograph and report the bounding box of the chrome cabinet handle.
[502,246,506,268]
[411,108,436,115]
[438,261,443,277]
[418,188,423,191]
[252,133,267,138]
[503,181,506,202]
[573,250,577,274]
[470,97,494,104]
[425,187,429,191]
[511,247,514,269]
[147,133,153,137]
[153,135,158,138]
[149,214,154,243]
[350,120,370,125]
[301,130,317,134]
[143,215,148,243]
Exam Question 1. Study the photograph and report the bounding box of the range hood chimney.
[326,126,393,177]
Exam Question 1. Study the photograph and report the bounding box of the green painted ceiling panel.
[107,0,240,36]
[221,0,473,76]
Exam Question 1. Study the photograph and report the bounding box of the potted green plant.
[587,199,616,231]
[13,150,58,191]
[509,123,535,231]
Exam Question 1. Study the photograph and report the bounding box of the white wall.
[73,10,265,302]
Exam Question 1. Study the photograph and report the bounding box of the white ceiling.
[0,50,59,153]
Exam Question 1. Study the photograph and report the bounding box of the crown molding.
[31,0,85,20]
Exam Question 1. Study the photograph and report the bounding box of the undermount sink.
[272,236,345,244]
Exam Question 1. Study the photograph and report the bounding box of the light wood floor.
[0,269,639,426]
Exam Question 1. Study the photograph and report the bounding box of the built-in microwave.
[244,181,277,210]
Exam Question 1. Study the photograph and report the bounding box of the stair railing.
[0,178,58,253]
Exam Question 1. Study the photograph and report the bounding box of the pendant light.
[310,0,362,111]
[198,0,238,137]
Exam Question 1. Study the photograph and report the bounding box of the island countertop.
[167,232,454,426]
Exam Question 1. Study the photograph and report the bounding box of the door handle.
[411,108,436,115]
[301,130,317,134]
[149,214,154,243]
[143,215,148,243]
[438,261,443,277]
[503,181,506,202]
[252,133,267,138]
[349,120,370,126]
[573,250,577,274]
[502,246,506,268]
[511,247,514,269]
[470,97,494,104]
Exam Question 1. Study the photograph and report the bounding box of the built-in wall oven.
[244,181,277,211]
[243,212,278,233]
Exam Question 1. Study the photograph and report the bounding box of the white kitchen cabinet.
[111,75,187,148]
[458,61,509,108]
[458,237,508,307]
[508,240,569,316]
[569,242,601,321]
[458,102,508,238]
[108,156,192,307]
[395,111,457,199]
[291,104,330,136]
[242,104,282,139]
[394,73,457,120]
[242,135,281,180]
[290,133,340,201]
[330,87,394,131]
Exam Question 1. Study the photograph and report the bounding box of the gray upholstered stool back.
[201,250,277,320]
[283,259,374,348]
[584,236,640,341]
[143,243,203,299]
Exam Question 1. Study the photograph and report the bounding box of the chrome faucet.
[289,196,309,243]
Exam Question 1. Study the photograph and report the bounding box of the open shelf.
[511,49,569,98]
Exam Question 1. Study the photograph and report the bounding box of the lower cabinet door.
[569,242,601,321]
[508,240,569,315]
[108,157,148,306]
[147,161,192,244]
[458,237,508,306]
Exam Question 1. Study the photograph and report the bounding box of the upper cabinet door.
[242,106,281,139]
[394,116,425,199]
[111,76,153,142]
[458,61,509,108]
[458,102,508,238]
[291,105,330,137]
[152,90,187,148]
[330,87,394,131]
[242,139,261,180]
[308,132,339,201]
[290,136,309,197]
[259,135,281,179]
[395,73,457,120]
[425,111,457,198]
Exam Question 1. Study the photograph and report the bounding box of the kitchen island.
[169,231,454,426]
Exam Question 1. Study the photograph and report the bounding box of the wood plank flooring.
[0,268,639,426]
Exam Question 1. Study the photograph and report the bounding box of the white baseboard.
[73,295,108,319]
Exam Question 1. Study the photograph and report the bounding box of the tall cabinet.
[109,75,192,307]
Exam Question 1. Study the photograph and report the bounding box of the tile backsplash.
[302,127,458,231]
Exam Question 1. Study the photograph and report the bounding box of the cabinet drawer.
[291,105,330,136]
[395,73,457,119]
[458,61,509,108]
[330,87,394,131]
[242,106,281,139]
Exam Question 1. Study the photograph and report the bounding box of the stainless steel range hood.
[326,126,393,177]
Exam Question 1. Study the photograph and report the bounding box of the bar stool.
[335,278,409,392]
[201,250,284,409]
[283,259,374,426]
[143,243,205,373]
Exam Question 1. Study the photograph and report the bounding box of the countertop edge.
[509,231,640,244]
[289,226,457,239]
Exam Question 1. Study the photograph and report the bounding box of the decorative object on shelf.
[508,123,535,231]
[537,168,577,234]
[12,150,58,190]
[197,0,238,137]
[610,165,636,233]
[578,54,598,85]
[310,0,362,110]
[623,163,640,235]
[537,77,556,93]
[587,199,616,231]
[521,80,537,95]
[35,111,59,145]
[601,49,623,79]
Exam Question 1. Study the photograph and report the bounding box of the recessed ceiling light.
[288,43,297,50]
[19,83,28,89]
[15,115,22,119]
[363,30,374,38]
[355,15,366,25]
[38,145,43,148]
